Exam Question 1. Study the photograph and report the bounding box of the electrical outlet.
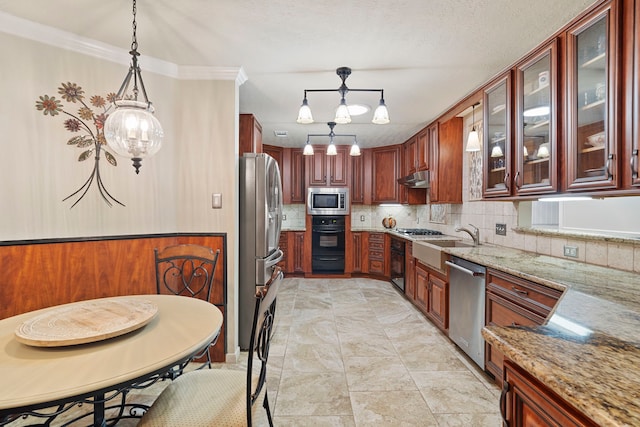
[360,215,365,222]
[282,214,287,221]
[495,223,507,236]
[564,245,578,258]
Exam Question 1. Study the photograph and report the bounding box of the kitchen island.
[441,245,639,426]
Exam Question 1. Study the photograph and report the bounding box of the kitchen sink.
[412,240,475,271]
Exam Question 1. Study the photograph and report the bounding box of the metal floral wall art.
[35,82,125,208]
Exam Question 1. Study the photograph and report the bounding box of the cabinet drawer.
[487,293,545,327]
[369,233,385,243]
[369,249,384,260]
[369,241,384,250]
[369,259,384,273]
[487,269,562,318]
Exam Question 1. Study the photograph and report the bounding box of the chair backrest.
[246,266,282,424]
[154,244,220,302]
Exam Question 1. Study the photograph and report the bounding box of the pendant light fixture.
[303,122,361,156]
[465,102,481,152]
[297,67,389,125]
[104,0,163,174]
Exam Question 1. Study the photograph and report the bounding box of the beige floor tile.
[350,390,439,426]
[344,356,417,391]
[412,371,499,414]
[433,412,503,426]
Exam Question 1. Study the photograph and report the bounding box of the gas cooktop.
[395,228,443,236]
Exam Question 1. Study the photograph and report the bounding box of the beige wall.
[0,32,243,357]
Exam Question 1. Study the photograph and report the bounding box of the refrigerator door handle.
[256,248,284,285]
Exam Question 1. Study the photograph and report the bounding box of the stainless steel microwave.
[307,187,349,215]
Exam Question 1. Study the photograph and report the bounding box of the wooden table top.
[0,294,223,411]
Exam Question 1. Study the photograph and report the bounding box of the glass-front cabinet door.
[566,1,619,190]
[483,73,512,197]
[514,41,557,195]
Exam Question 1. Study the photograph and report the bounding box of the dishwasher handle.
[445,260,485,277]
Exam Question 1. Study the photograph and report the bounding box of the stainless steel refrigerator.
[239,153,284,349]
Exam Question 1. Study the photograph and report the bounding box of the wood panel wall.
[0,233,227,361]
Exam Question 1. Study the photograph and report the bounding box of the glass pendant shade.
[334,99,351,124]
[326,142,338,155]
[303,141,314,155]
[466,129,481,152]
[491,144,504,158]
[372,99,390,124]
[297,98,313,124]
[350,142,361,156]
[104,100,163,174]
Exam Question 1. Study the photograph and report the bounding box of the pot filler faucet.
[455,224,480,246]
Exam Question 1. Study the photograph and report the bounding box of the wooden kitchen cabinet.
[306,145,350,188]
[277,232,288,272]
[416,127,430,171]
[239,113,262,155]
[290,231,305,274]
[631,0,640,188]
[283,148,305,203]
[414,261,449,332]
[429,118,462,204]
[502,360,599,427]
[405,242,416,301]
[427,272,448,331]
[485,269,562,385]
[350,149,371,204]
[514,40,559,196]
[565,0,621,192]
[483,73,513,197]
[368,232,388,277]
[348,231,368,274]
[371,145,402,204]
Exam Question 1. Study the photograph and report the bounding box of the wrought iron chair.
[138,267,282,427]
[154,244,220,371]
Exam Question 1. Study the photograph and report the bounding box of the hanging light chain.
[131,0,138,53]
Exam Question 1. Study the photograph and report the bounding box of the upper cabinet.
[430,118,462,204]
[306,145,350,188]
[372,145,402,203]
[483,73,513,198]
[515,41,558,196]
[565,0,621,191]
[239,114,263,155]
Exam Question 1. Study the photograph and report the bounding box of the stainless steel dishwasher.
[446,256,486,368]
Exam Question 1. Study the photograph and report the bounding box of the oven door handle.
[312,229,345,233]
[445,260,485,277]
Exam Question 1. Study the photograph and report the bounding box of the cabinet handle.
[511,321,521,327]
[503,172,510,191]
[511,286,528,296]
[631,149,638,179]
[605,154,614,180]
[500,380,510,426]
[513,171,521,190]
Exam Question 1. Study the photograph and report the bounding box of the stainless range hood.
[397,171,430,188]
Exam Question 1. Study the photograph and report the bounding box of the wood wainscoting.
[0,233,227,362]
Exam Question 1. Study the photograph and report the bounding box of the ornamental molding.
[0,11,247,85]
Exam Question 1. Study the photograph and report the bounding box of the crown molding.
[0,11,245,84]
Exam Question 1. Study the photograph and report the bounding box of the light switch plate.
[211,193,222,209]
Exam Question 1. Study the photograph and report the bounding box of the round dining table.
[0,294,223,426]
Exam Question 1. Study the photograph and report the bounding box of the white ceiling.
[0,0,598,148]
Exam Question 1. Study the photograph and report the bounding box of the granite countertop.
[442,245,639,426]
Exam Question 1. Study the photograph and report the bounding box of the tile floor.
[266,277,501,426]
[10,277,502,426]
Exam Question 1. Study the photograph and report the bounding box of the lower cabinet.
[279,231,305,275]
[349,231,369,274]
[502,360,598,427]
[414,261,449,332]
[486,269,562,385]
[368,232,388,277]
[405,242,416,300]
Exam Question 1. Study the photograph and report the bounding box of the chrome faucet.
[455,224,480,246]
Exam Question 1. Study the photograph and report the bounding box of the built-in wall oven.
[311,215,345,273]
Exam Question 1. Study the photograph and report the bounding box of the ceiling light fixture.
[466,102,481,152]
[104,0,163,174]
[303,122,361,157]
[297,67,389,125]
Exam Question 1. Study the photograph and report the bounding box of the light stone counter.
[441,245,639,426]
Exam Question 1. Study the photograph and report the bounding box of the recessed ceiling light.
[274,130,288,137]
[347,104,370,116]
